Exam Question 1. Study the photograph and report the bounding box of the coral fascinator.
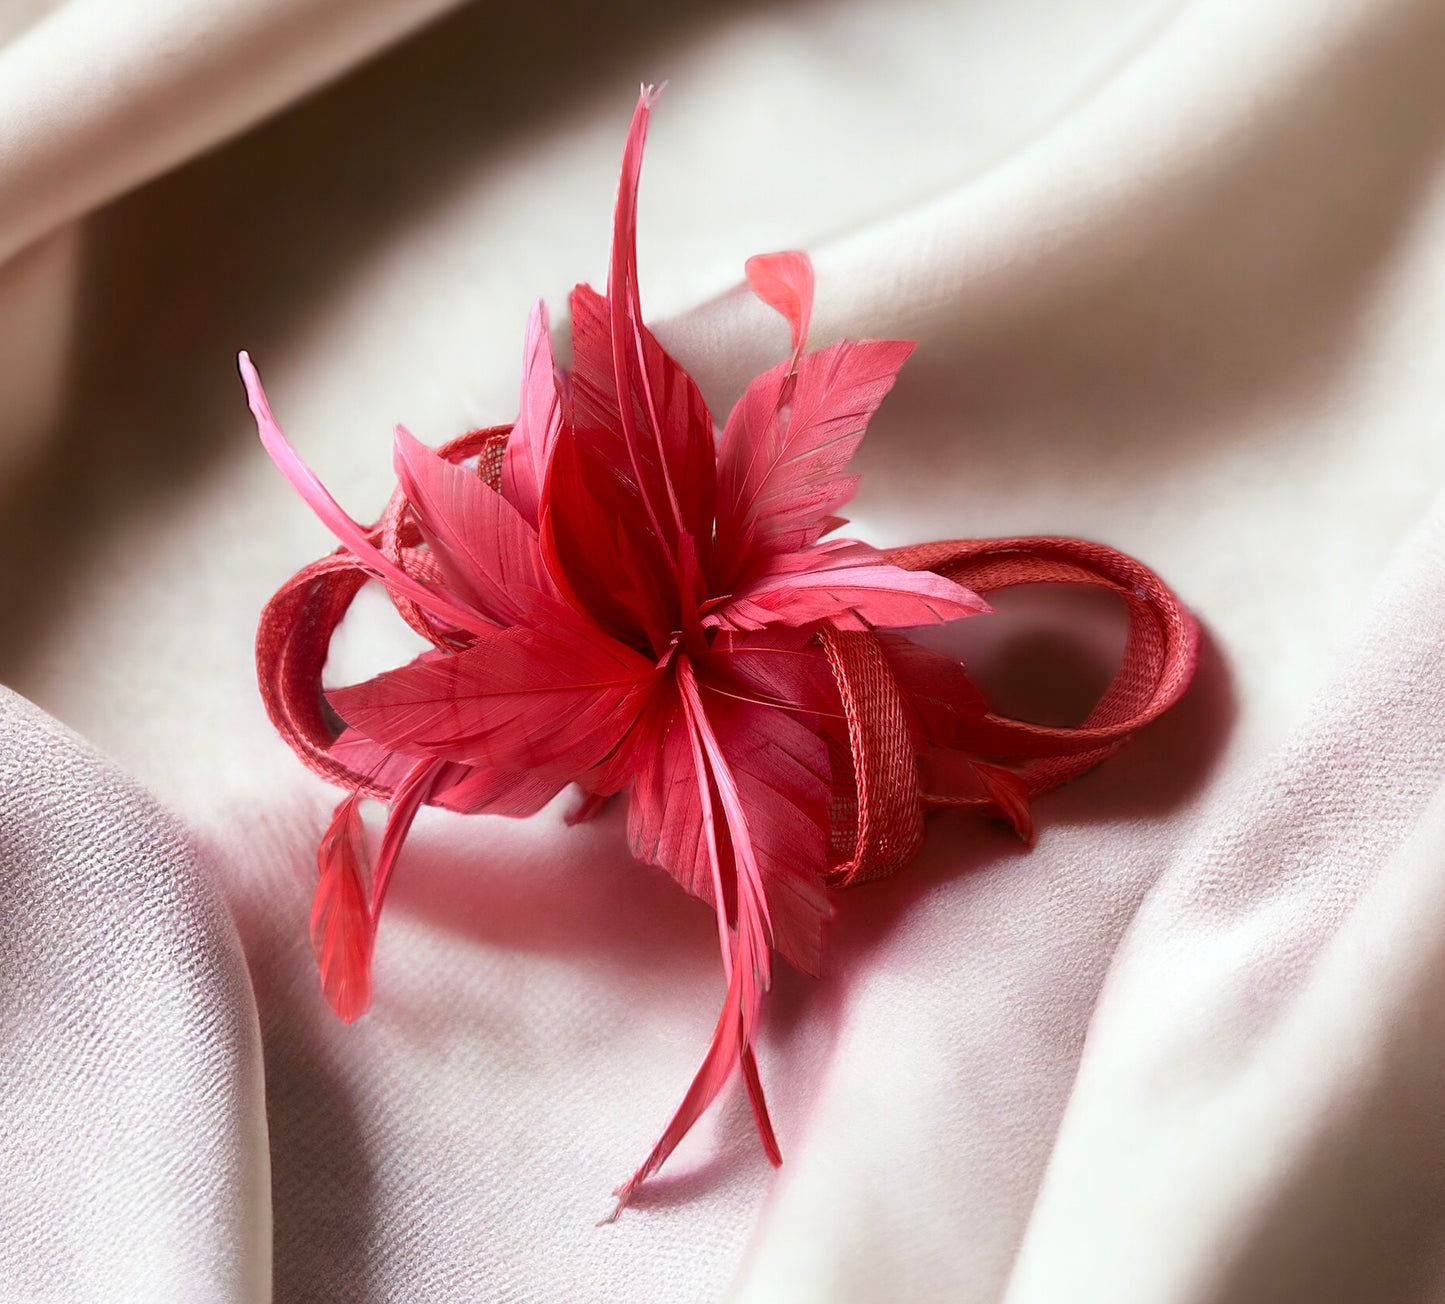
[244,87,1197,1215]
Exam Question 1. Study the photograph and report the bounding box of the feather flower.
[243,86,1200,1216]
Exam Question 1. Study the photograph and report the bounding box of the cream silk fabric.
[4,0,1445,1300]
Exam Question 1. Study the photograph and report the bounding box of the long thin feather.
[608,87,688,552]
[627,651,834,975]
[370,758,443,922]
[240,353,490,637]
[739,1045,782,1166]
[499,299,563,524]
[566,286,718,569]
[611,657,781,1218]
[701,687,833,977]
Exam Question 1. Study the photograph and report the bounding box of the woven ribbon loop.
[813,537,1200,884]
[819,626,924,887]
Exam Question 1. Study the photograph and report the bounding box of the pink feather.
[541,418,679,654]
[918,750,1034,843]
[701,687,833,976]
[567,281,716,564]
[562,89,717,584]
[611,657,782,1218]
[628,667,834,976]
[328,727,565,818]
[499,299,563,525]
[327,614,661,781]
[245,91,1011,1214]
[369,758,443,922]
[430,764,563,818]
[627,687,718,906]
[745,251,814,358]
[713,549,990,633]
[240,353,491,637]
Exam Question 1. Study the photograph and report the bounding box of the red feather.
[393,426,556,625]
[606,88,715,564]
[246,88,1016,1215]
[541,418,678,653]
[328,613,661,781]
[240,353,491,638]
[715,338,917,571]
[700,687,833,977]
[370,758,444,922]
[563,93,717,582]
[612,657,782,1217]
[698,625,842,722]
[975,762,1034,843]
[714,546,990,633]
[327,728,561,818]
[627,686,718,906]
[918,749,1034,842]
[628,668,834,976]
[430,764,563,818]
[568,282,717,568]
[311,793,375,1023]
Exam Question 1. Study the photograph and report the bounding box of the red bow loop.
[892,535,1200,793]
[253,424,512,800]
[815,537,1201,884]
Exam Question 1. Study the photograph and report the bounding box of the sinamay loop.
[245,85,1200,1216]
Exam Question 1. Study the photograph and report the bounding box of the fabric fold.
[0,688,269,1303]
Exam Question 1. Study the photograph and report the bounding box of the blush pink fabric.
[5,0,1445,1300]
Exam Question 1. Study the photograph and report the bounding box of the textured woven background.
[4,0,1445,1299]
